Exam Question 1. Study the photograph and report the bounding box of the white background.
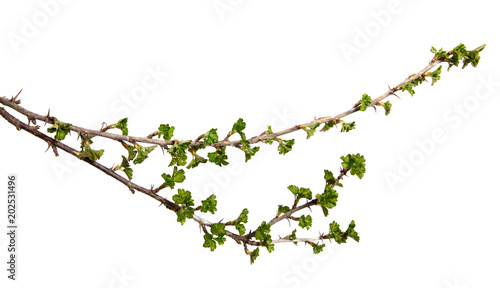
[1,1,499,287]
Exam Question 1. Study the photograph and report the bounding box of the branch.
[0,43,486,263]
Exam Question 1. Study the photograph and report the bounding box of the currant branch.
[0,43,485,264]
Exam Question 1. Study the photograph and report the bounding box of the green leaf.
[360,94,372,111]
[172,189,194,206]
[297,187,312,200]
[462,44,485,69]
[203,234,217,251]
[226,208,248,235]
[431,46,448,60]
[341,153,366,179]
[303,123,320,139]
[122,167,133,180]
[241,140,260,162]
[382,101,392,116]
[277,139,295,155]
[400,82,416,96]
[316,186,338,216]
[172,166,186,183]
[329,221,346,244]
[329,220,360,244]
[265,126,274,144]
[119,155,130,168]
[255,221,270,241]
[176,207,194,225]
[232,118,246,134]
[123,143,138,161]
[47,120,72,141]
[235,223,246,236]
[287,185,299,195]
[187,153,207,169]
[161,166,185,189]
[236,208,249,224]
[426,65,442,86]
[255,221,274,253]
[158,124,175,140]
[201,194,217,214]
[324,169,336,186]
[133,145,156,164]
[277,205,290,216]
[298,215,313,230]
[340,121,356,133]
[214,235,226,245]
[320,120,336,132]
[249,248,260,264]
[310,242,326,254]
[346,220,360,242]
[207,147,229,166]
[210,223,226,237]
[75,147,104,161]
[288,185,312,204]
[167,140,190,166]
[203,128,219,148]
[115,118,128,136]
[284,229,298,245]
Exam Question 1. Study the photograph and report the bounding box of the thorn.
[11,89,22,104]
[45,108,51,125]
[127,182,135,194]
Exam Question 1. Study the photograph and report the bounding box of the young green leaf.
[133,145,156,164]
[277,139,295,155]
[283,229,298,245]
[340,121,355,132]
[207,147,229,166]
[382,101,392,116]
[161,166,185,189]
[241,139,260,162]
[265,126,274,144]
[340,153,366,179]
[316,186,338,216]
[75,147,104,161]
[426,65,442,86]
[232,118,246,134]
[187,153,207,169]
[200,194,217,214]
[167,140,190,166]
[298,215,313,230]
[249,248,260,264]
[122,143,138,161]
[115,118,129,136]
[203,234,217,251]
[227,208,248,235]
[324,169,336,186]
[320,120,336,132]
[172,188,194,206]
[255,221,274,253]
[309,242,326,254]
[158,124,175,140]
[47,120,72,141]
[400,82,416,96]
[203,128,219,148]
[276,205,290,217]
[210,223,226,237]
[176,207,194,225]
[346,220,360,242]
[360,94,372,111]
[303,123,320,139]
